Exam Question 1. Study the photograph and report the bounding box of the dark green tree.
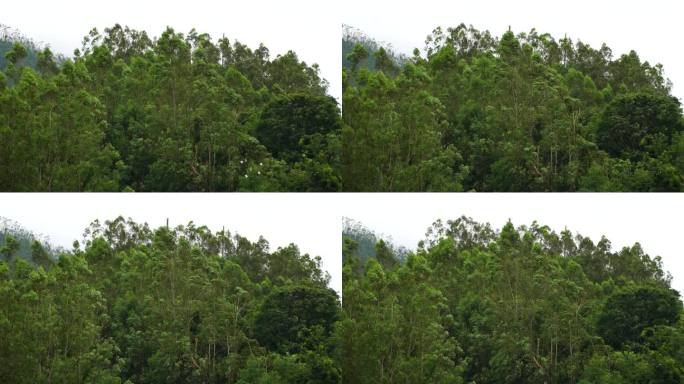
[254,285,340,353]
[597,286,682,349]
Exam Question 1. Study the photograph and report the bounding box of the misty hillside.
[0,216,60,264]
[342,24,406,72]
[342,217,408,265]
[0,24,49,71]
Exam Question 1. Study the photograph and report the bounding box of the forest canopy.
[0,24,341,191]
[0,216,340,383]
[342,24,684,191]
[341,216,684,383]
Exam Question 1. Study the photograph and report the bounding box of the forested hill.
[0,216,341,383]
[0,216,60,265]
[342,217,407,265]
[342,216,683,383]
[0,24,66,73]
[342,25,405,72]
[343,24,684,191]
[0,24,40,71]
[0,24,341,192]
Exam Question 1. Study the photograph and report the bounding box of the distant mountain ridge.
[0,23,65,71]
[342,24,407,72]
[342,217,408,264]
[0,216,61,264]
[0,24,40,71]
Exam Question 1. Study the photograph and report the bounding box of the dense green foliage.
[341,216,684,383]
[0,25,340,191]
[342,24,684,191]
[0,217,340,383]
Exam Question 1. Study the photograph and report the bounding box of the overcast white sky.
[2,0,341,100]
[0,194,341,293]
[344,0,684,102]
[343,194,684,296]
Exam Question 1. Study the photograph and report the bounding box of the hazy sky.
[2,0,341,100]
[343,194,684,296]
[344,0,684,102]
[0,194,342,293]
